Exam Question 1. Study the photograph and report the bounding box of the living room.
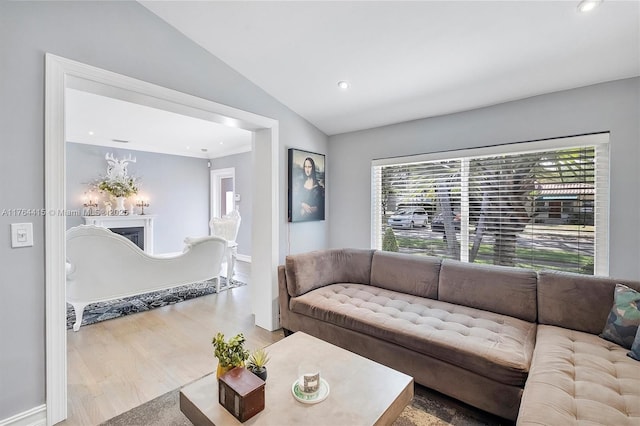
[1,1,639,426]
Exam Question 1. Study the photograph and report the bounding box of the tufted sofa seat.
[278,248,640,424]
[291,283,536,386]
[518,326,640,425]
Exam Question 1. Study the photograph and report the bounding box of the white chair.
[209,210,241,289]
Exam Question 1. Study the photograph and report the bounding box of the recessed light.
[577,0,602,13]
[337,80,350,90]
[88,131,94,136]
[219,141,224,145]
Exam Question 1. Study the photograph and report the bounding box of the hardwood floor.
[62,261,283,425]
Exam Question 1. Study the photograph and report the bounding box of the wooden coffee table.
[180,332,414,425]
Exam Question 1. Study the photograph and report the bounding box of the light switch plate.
[11,223,33,248]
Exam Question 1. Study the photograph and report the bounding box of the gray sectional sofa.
[277,249,640,424]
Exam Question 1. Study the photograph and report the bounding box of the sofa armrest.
[278,265,293,330]
[284,248,374,297]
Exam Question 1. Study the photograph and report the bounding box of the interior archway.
[44,54,279,425]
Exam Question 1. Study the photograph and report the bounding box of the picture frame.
[288,148,326,222]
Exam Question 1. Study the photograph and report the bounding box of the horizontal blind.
[468,146,595,273]
[372,134,609,275]
[375,159,462,260]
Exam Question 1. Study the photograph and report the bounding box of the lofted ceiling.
[69,1,639,157]
[140,0,639,136]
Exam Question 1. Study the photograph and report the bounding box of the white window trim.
[371,132,610,275]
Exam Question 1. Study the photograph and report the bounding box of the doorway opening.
[45,54,280,425]
[211,167,236,219]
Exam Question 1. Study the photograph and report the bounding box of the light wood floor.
[62,262,283,425]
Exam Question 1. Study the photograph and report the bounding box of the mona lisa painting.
[288,148,325,222]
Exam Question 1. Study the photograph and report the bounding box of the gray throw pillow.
[600,283,640,349]
[628,326,640,361]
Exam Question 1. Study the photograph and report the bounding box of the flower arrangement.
[212,332,250,373]
[97,175,138,198]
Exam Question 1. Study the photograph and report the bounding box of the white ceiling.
[65,88,252,159]
[140,0,639,136]
[68,1,639,158]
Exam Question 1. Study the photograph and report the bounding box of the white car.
[387,208,429,228]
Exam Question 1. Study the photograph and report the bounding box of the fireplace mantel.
[82,215,156,254]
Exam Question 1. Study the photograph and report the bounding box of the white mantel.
[82,215,156,254]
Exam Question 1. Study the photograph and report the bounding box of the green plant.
[382,227,399,252]
[247,348,270,371]
[212,332,249,368]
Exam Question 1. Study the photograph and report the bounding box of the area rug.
[66,277,245,330]
[100,383,513,426]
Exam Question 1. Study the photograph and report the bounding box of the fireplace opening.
[109,226,144,251]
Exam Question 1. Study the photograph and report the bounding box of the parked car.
[387,208,428,228]
[431,212,461,233]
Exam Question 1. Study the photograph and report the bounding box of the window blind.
[372,133,609,275]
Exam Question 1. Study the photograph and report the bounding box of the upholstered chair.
[210,210,241,286]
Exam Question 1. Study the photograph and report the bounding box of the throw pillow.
[628,326,640,361]
[600,283,640,349]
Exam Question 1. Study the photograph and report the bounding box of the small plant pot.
[249,366,267,382]
[217,362,245,379]
[216,364,233,379]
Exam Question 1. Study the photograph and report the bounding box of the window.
[372,133,609,275]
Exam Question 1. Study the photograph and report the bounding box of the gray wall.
[329,78,640,280]
[66,143,210,253]
[0,1,327,420]
[210,151,253,257]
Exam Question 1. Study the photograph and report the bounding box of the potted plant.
[212,332,250,378]
[247,347,270,381]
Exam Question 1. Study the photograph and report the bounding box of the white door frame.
[211,167,235,220]
[44,54,280,425]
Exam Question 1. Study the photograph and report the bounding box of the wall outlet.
[11,223,33,248]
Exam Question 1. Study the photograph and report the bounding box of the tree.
[469,157,537,266]
[469,148,592,267]
[436,180,460,260]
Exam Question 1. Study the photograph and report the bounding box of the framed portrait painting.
[288,148,325,222]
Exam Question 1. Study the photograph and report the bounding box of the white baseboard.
[236,254,251,263]
[0,405,46,426]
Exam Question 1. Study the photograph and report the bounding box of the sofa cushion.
[537,271,640,335]
[629,327,640,361]
[370,251,440,299]
[284,249,374,297]
[290,283,536,386]
[517,325,640,426]
[600,283,640,349]
[438,260,538,323]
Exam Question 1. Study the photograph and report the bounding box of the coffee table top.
[180,332,414,425]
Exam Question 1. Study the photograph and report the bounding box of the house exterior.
[1,1,638,425]
[535,183,595,225]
